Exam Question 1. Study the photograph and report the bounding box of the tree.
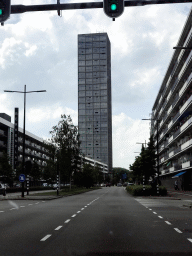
[50,115,81,189]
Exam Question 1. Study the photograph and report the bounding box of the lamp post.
[142,118,160,195]
[4,85,46,197]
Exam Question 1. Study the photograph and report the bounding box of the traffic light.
[103,0,124,20]
[0,0,11,25]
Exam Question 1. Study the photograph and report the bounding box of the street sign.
[19,174,26,182]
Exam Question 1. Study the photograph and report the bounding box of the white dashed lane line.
[40,234,52,241]
[77,211,81,213]
[158,216,163,219]
[20,206,25,208]
[187,238,192,243]
[64,219,71,223]
[71,214,76,218]
[0,211,4,212]
[174,228,182,234]
[28,204,33,206]
[81,208,84,210]
[55,226,63,231]
[165,221,172,225]
[153,212,157,214]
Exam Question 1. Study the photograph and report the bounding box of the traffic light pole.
[10,0,192,15]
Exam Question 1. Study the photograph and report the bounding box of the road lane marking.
[55,226,63,230]
[40,234,52,241]
[42,201,45,202]
[20,206,25,208]
[149,209,152,210]
[10,208,16,210]
[0,211,4,213]
[187,238,192,243]
[28,204,33,206]
[81,208,84,210]
[153,212,157,214]
[158,216,163,219]
[165,221,172,225]
[35,202,39,204]
[85,206,87,207]
[77,211,81,213]
[71,214,76,217]
[64,219,71,223]
[174,228,182,233]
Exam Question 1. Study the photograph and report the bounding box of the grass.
[30,186,101,196]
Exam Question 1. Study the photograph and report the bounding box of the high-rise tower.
[78,33,112,172]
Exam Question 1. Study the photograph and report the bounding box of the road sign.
[19,174,26,182]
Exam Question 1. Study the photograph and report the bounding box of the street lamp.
[142,118,160,195]
[4,85,46,197]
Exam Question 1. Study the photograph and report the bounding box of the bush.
[126,185,167,196]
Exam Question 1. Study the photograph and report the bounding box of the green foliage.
[50,114,81,183]
[112,167,129,184]
[130,136,156,183]
[126,185,167,196]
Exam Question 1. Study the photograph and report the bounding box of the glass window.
[100,36,106,41]
[78,79,85,84]
[79,97,85,103]
[100,54,106,59]
[100,48,106,53]
[86,60,92,66]
[101,123,107,127]
[93,96,100,102]
[86,66,92,72]
[93,36,100,41]
[85,109,93,115]
[93,60,99,65]
[93,78,100,84]
[94,109,100,115]
[79,109,85,115]
[86,85,92,90]
[78,36,85,42]
[86,97,93,102]
[86,79,92,84]
[93,42,100,47]
[100,60,107,65]
[93,48,100,53]
[86,116,93,121]
[100,84,107,89]
[86,102,93,108]
[94,116,100,121]
[101,96,107,102]
[79,73,85,78]
[100,65,107,71]
[79,91,85,97]
[79,49,85,54]
[85,42,92,48]
[86,73,92,78]
[93,91,100,96]
[101,90,107,96]
[100,77,107,83]
[93,84,100,90]
[78,42,85,48]
[79,67,85,72]
[86,54,92,60]
[79,55,85,60]
[79,85,85,90]
[86,48,92,54]
[94,103,100,108]
[100,72,107,77]
[79,61,85,66]
[86,36,92,42]
[93,54,99,59]
[100,42,106,47]
[101,103,107,108]
[79,122,86,128]
[79,116,85,122]
[93,72,99,77]
[93,66,99,71]
[86,91,92,96]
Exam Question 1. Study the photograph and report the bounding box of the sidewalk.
[0,190,60,200]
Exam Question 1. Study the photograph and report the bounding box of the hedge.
[126,185,167,196]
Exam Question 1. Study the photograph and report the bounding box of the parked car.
[117,183,122,187]
[123,182,128,187]
[43,183,48,187]
[106,183,111,187]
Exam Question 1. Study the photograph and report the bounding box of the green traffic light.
[0,9,2,15]
[110,4,117,11]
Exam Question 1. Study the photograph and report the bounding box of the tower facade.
[78,33,112,172]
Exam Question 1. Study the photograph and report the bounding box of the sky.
[0,0,191,169]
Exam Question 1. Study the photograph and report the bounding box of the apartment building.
[151,8,192,190]
[0,112,51,172]
[78,33,112,172]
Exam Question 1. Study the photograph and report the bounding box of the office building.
[151,8,192,190]
[78,33,112,172]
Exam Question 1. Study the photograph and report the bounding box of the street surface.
[1,187,192,255]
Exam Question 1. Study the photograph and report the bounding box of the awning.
[172,171,186,178]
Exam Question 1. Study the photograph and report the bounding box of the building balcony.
[168,135,173,143]
[169,166,175,172]
[168,120,173,129]
[181,138,192,150]
[169,150,174,157]
[182,161,192,169]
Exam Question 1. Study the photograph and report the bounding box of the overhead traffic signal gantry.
[0,0,11,25]
[103,0,124,20]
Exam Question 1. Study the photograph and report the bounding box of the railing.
[169,151,174,157]
[168,135,173,143]
[174,146,181,154]
[173,128,180,139]
[180,95,192,114]
[178,51,192,79]
[181,138,192,150]
[182,161,191,169]
[173,112,180,123]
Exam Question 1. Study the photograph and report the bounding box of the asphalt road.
[1,187,192,256]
